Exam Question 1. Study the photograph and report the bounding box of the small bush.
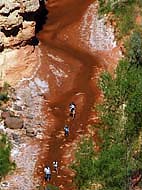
[98,0,142,38]
[0,134,15,180]
[98,0,134,14]
[117,8,135,37]
[0,92,9,102]
[46,184,59,190]
[36,184,59,190]
[2,82,10,92]
[0,82,10,103]
[126,31,142,66]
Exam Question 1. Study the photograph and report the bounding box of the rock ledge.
[0,0,40,49]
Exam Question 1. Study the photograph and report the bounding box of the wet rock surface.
[26,127,37,137]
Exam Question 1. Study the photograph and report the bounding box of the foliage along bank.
[71,28,142,190]
[0,134,15,180]
[0,83,15,181]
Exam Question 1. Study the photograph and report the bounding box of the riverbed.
[1,1,121,190]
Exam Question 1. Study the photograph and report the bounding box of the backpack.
[64,127,69,132]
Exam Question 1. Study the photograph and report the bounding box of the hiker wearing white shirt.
[53,161,58,173]
[44,166,51,181]
[69,102,76,119]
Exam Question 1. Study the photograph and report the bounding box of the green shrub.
[98,0,142,38]
[98,0,134,14]
[2,82,10,92]
[0,134,15,180]
[46,184,59,190]
[36,184,59,190]
[126,31,142,66]
[71,138,95,189]
[0,92,9,102]
[117,8,135,38]
[0,82,10,103]
[93,143,127,190]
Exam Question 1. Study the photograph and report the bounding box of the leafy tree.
[71,138,95,189]
[126,31,142,67]
[93,143,127,190]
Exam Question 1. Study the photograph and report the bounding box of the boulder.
[23,0,40,12]
[12,133,19,141]
[0,10,23,30]
[26,127,37,137]
[1,111,10,119]
[1,182,9,188]
[26,114,34,119]
[13,104,23,111]
[5,116,23,129]
[1,110,15,119]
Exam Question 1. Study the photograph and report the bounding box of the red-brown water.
[35,1,104,190]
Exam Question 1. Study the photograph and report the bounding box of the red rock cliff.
[0,0,40,50]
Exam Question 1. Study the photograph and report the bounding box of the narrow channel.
[35,1,103,189]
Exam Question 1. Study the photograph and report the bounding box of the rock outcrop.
[5,116,23,129]
[0,0,40,49]
[0,0,44,85]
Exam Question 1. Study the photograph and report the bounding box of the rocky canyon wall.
[0,0,45,86]
[0,0,40,50]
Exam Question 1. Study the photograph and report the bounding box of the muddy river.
[33,0,120,190]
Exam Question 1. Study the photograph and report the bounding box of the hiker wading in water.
[44,166,51,181]
[64,125,69,137]
[69,102,76,119]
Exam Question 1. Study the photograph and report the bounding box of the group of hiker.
[44,102,76,182]
[63,102,76,136]
[44,161,58,181]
